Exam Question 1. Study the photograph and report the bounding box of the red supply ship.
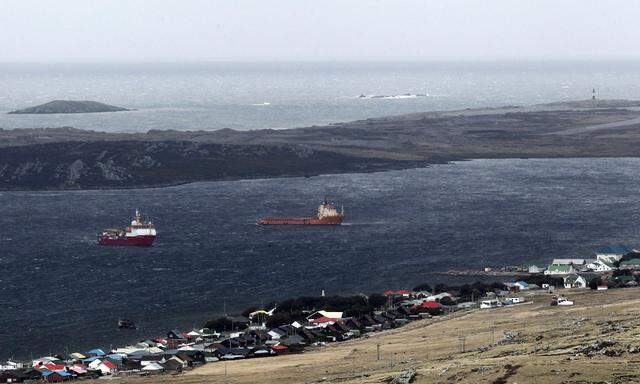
[258,197,344,225]
[98,209,157,246]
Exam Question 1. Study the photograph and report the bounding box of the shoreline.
[4,154,640,192]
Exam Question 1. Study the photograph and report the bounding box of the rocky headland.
[2,99,640,190]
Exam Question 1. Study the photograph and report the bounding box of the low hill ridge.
[8,100,130,114]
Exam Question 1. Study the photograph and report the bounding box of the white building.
[587,259,616,272]
[595,246,632,262]
[528,265,545,274]
[563,274,588,289]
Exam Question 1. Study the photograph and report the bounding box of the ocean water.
[2,157,640,359]
[1,61,640,132]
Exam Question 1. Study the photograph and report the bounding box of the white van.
[480,299,502,309]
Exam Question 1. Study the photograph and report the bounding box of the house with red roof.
[97,360,117,375]
[271,344,288,354]
[308,316,339,325]
[412,300,443,315]
[43,363,66,371]
[383,290,412,297]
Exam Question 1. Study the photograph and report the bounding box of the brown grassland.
[121,287,640,384]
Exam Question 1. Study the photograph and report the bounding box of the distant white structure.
[528,265,545,274]
[595,246,632,262]
[552,259,588,266]
[587,259,616,272]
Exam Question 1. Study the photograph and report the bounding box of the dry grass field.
[119,287,640,384]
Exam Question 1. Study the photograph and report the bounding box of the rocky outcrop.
[8,100,129,114]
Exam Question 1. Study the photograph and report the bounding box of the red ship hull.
[98,235,156,246]
[257,216,343,225]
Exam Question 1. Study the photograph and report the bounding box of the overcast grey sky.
[2,0,639,62]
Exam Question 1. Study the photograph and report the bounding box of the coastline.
[3,100,640,190]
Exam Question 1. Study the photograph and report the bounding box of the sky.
[1,0,639,62]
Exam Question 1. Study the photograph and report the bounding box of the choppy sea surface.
[1,61,640,132]
[2,157,640,359]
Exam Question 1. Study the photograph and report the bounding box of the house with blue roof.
[42,370,73,382]
[595,245,633,262]
[86,348,106,357]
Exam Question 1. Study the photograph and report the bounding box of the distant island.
[8,100,130,114]
[3,99,640,190]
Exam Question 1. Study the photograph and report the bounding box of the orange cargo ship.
[258,197,344,225]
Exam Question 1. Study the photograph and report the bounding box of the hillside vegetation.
[123,288,640,384]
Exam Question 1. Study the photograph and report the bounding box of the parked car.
[557,297,574,306]
[480,299,502,309]
[550,296,574,306]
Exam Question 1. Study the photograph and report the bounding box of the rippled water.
[1,61,640,132]
[2,157,640,358]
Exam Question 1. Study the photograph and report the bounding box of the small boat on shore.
[98,210,156,246]
[258,197,344,225]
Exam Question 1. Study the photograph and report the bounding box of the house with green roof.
[620,259,640,270]
[614,275,636,284]
[563,274,587,289]
[544,263,576,275]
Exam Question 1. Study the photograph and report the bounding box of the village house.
[141,362,164,373]
[545,263,576,275]
[614,275,637,286]
[595,245,632,262]
[620,258,640,270]
[552,258,589,266]
[563,274,588,288]
[96,360,117,375]
[43,370,73,382]
[587,259,616,272]
[307,310,343,320]
[426,292,455,302]
[383,290,412,298]
[0,370,22,383]
[528,265,546,274]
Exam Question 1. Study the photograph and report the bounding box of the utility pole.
[459,336,466,353]
[377,343,381,360]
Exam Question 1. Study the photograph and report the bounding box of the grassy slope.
[122,288,640,384]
